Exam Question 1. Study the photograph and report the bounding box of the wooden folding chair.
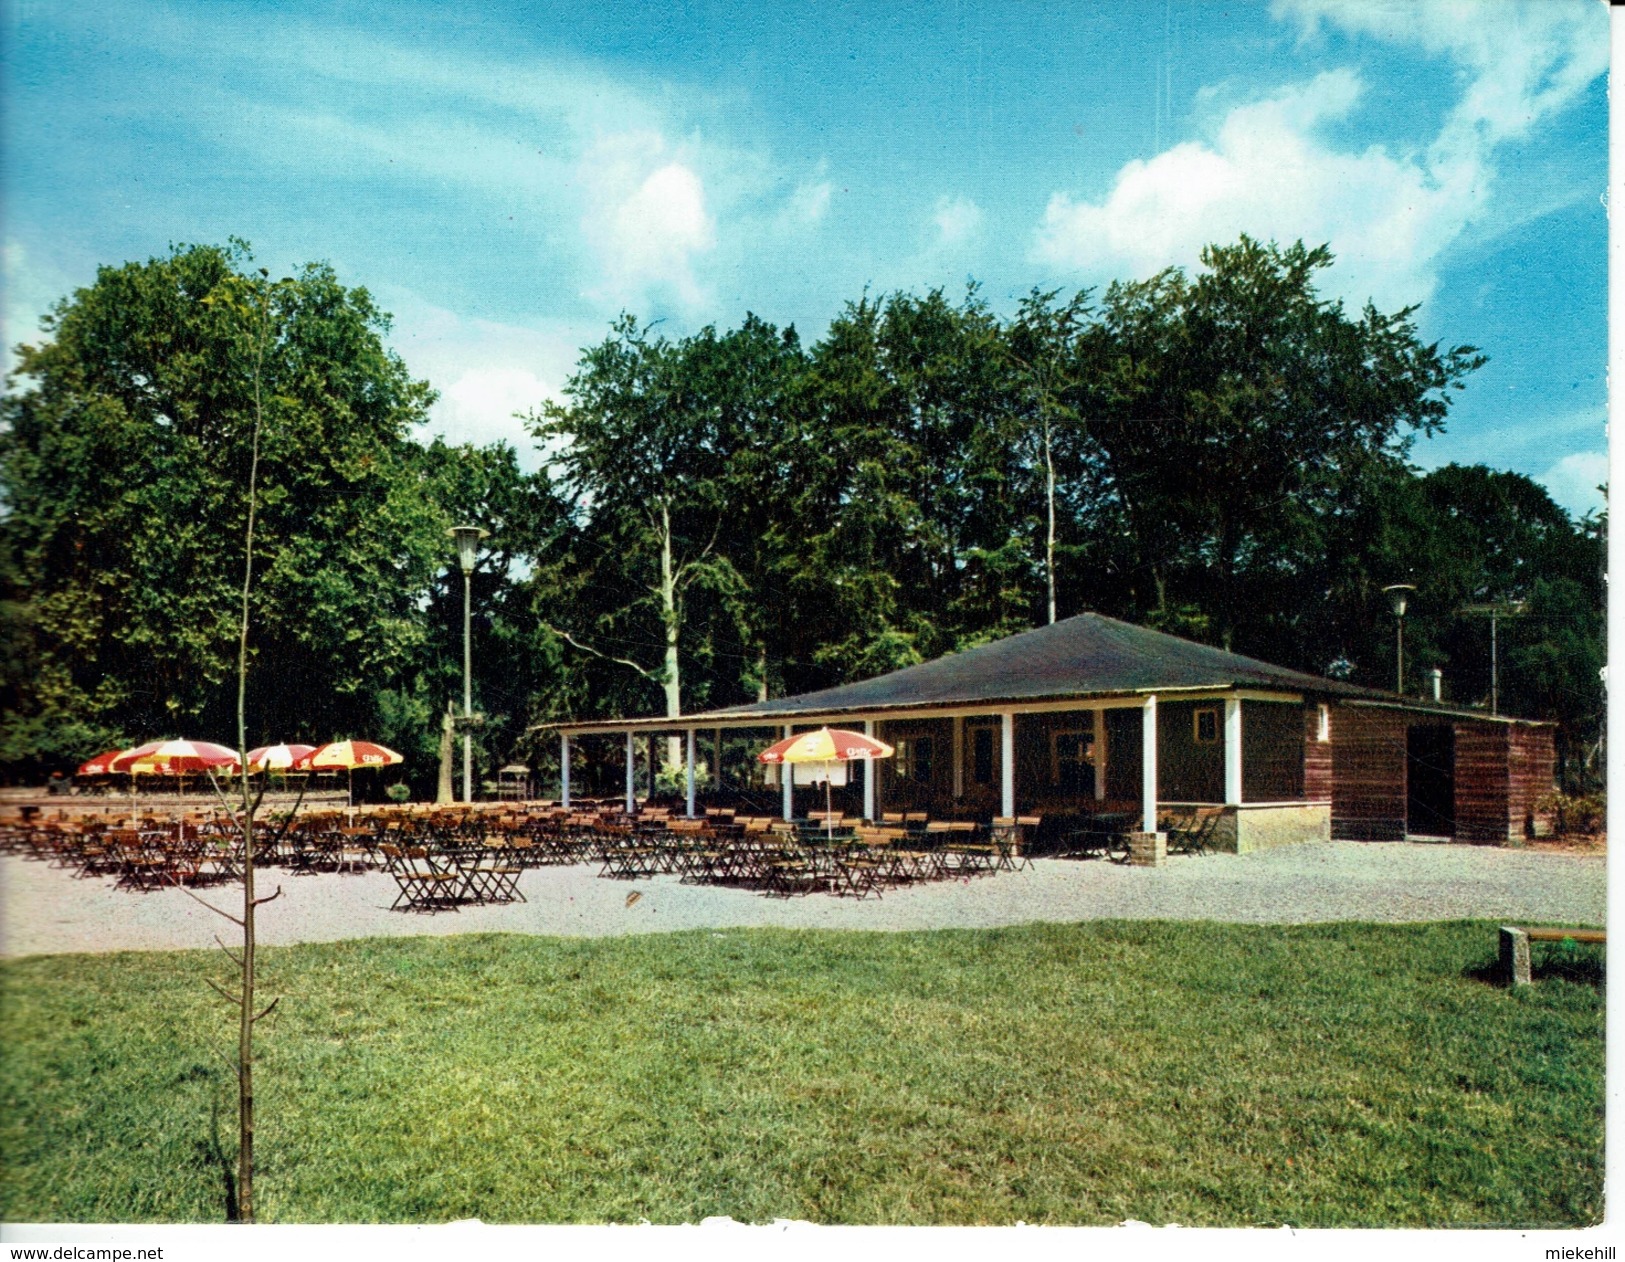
[457,849,526,903]
[380,844,464,912]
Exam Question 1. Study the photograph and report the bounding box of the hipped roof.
[539,613,1406,733]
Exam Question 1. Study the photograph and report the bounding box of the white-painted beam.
[624,730,635,814]
[1141,694,1158,833]
[1224,696,1243,806]
[781,724,794,821]
[560,732,571,809]
[685,728,697,818]
[1000,712,1015,818]
[864,719,877,821]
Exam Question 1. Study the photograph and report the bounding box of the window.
[1193,707,1220,744]
[895,735,934,783]
[971,726,994,785]
[1052,730,1092,793]
[1317,703,1331,742]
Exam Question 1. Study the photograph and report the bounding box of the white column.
[1141,694,1158,834]
[685,728,697,818]
[1224,696,1243,806]
[864,720,877,821]
[1093,707,1107,801]
[624,730,636,814]
[560,732,571,809]
[1000,712,1015,818]
[952,716,964,801]
[781,724,794,821]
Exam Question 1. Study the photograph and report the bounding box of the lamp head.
[1382,583,1416,618]
[446,524,490,574]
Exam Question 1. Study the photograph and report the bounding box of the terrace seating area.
[0,799,1078,909]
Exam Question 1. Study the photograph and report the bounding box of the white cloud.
[1539,450,1607,520]
[42,6,777,324]
[572,131,723,312]
[380,285,587,471]
[931,197,983,248]
[433,367,553,454]
[781,179,832,229]
[1275,0,1606,149]
[1035,1,1605,311]
[1034,69,1481,310]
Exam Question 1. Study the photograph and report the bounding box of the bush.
[1534,789,1605,837]
[385,782,412,804]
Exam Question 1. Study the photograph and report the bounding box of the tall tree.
[0,241,442,771]
[529,317,743,765]
[1091,236,1486,651]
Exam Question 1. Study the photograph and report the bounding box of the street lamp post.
[1459,601,1529,715]
[447,525,489,804]
[1382,584,1417,695]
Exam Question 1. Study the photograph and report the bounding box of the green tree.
[1090,236,1485,651]
[528,317,747,766]
[0,241,443,775]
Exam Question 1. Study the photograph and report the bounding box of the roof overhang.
[533,685,1309,736]
[1342,698,1555,727]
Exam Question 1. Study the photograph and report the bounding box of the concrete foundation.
[1168,801,1331,854]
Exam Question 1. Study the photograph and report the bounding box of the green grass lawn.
[0,921,1603,1227]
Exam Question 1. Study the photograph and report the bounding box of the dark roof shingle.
[670,613,1384,724]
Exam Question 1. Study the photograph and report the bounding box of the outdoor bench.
[1498,925,1606,986]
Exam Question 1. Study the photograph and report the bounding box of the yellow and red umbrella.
[296,740,405,805]
[758,728,894,765]
[296,740,404,771]
[758,727,894,830]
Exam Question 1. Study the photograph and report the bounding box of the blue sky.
[2,0,1608,516]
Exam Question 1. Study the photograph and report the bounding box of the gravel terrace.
[0,841,1605,958]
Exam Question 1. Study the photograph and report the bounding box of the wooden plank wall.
[1329,706,1408,840]
[1303,704,1333,802]
[1506,725,1558,838]
[1452,722,1510,843]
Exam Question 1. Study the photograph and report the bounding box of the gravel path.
[0,842,1605,958]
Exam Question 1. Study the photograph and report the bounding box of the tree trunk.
[1044,414,1057,624]
[436,700,455,804]
[659,501,682,773]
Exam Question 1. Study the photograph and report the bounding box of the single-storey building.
[537,613,1556,853]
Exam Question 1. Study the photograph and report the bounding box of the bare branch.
[178,884,245,927]
[204,977,244,1007]
[672,520,723,595]
[266,780,309,850]
[542,622,660,680]
[250,886,283,909]
[214,935,245,968]
[204,767,238,815]
[252,996,282,1024]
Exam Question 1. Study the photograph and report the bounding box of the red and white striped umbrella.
[109,739,241,774]
[76,749,130,777]
[245,743,317,772]
[295,740,404,770]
